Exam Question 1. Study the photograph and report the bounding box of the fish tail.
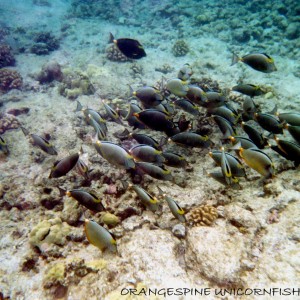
[109,32,115,44]
[75,100,83,112]
[231,53,240,66]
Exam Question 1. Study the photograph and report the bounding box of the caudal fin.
[231,53,240,66]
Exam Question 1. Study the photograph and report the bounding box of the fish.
[232,84,266,97]
[123,182,159,212]
[277,112,300,126]
[242,98,257,121]
[136,162,173,181]
[133,109,178,136]
[186,85,207,105]
[132,86,163,107]
[209,150,246,177]
[271,138,300,167]
[254,113,284,134]
[202,92,226,109]
[173,98,200,116]
[169,132,211,148]
[60,188,105,212]
[213,115,236,139]
[157,187,186,222]
[162,152,188,168]
[229,136,258,149]
[0,136,9,154]
[21,127,58,155]
[177,63,193,81]
[241,122,269,149]
[87,114,107,140]
[121,103,146,129]
[285,124,300,144]
[208,105,239,125]
[205,169,240,189]
[239,147,274,178]
[109,33,146,59]
[166,78,189,97]
[130,132,160,150]
[95,140,135,169]
[129,144,165,164]
[49,152,80,178]
[220,147,233,185]
[75,158,92,180]
[101,100,123,125]
[231,53,277,73]
[84,219,117,253]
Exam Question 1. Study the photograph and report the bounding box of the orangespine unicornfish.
[272,137,300,167]
[241,122,269,149]
[75,158,92,180]
[157,187,186,222]
[84,219,117,253]
[21,127,58,155]
[231,53,277,73]
[87,114,107,140]
[205,169,240,189]
[203,92,227,109]
[277,112,300,126]
[133,109,178,136]
[229,136,258,150]
[177,63,193,81]
[209,150,246,178]
[130,132,160,150]
[135,162,173,181]
[208,105,239,125]
[239,147,274,178]
[254,113,284,134]
[166,78,189,97]
[122,181,160,212]
[109,33,146,59]
[169,132,211,148]
[242,98,257,121]
[162,152,187,168]
[132,86,163,107]
[101,100,123,125]
[122,103,146,129]
[129,144,165,164]
[0,136,9,154]
[59,187,105,212]
[285,124,300,144]
[220,147,233,185]
[94,140,135,169]
[186,85,207,105]
[49,152,80,178]
[173,98,200,116]
[232,84,266,97]
[213,115,236,139]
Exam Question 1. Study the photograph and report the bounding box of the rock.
[172,223,186,238]
[186,225,246,286]
[286,22,300,40]
[61,197,82,226]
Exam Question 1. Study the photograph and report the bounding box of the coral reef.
[0,68,23,92]
[172,40,189,57]
[0,112,20,134]
[129,63,143,78]
[188,205,218,226]
[31,32,60,55]
[0,44,15,68]
[36,61,63,84]
[106,44,130,62]
[58,69,94,99]
[155,63,175,74]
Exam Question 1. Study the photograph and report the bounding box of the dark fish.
[186,85,207,105]
[102,101,123,125]
[220,147,233,185]
[0,136,9,154]
[203,92,226,109]
[286,125,300,144]
[170,132,211,148]
[209,105,239,125]
[130,132,160,149]
[49,152,80,178]
[232,53,277,73]
[254,113,284,134]
[229,136,258,149]
[205,170,240,189]
[173,98,200,116]
[242,98,257,121]
[122,103,146,129]
[75,158,92,180]
[21,127,58,155]
[60,188,105,212]
[213,115,236,139]
[133,86,163,107]
[277,112,300,126]
[162,152,187,168]
[129,144,165,164]
[133,109,178,136]
[241,122,269,149]
[136,162,173,181]
[109,33,146,59]
[232,84,266,97]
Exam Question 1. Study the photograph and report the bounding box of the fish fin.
[75,100,83,112]
[268,104,278,115]
[21,126,29,136]
[157,186,164,196]
[109,32,114,44]
[231,53,240,66]
[58,187,66,197]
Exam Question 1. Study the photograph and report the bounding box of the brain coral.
[172,40,189,57]
[188,205,218,226]
[0,68,23,92]
[0,44,16,68]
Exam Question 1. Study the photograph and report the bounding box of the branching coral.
[0,44,16,68]
[188,205,218,226]
[172,40,189,57]
[0,68,23,92]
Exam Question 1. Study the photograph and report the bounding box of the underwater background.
[0,0,300,299]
